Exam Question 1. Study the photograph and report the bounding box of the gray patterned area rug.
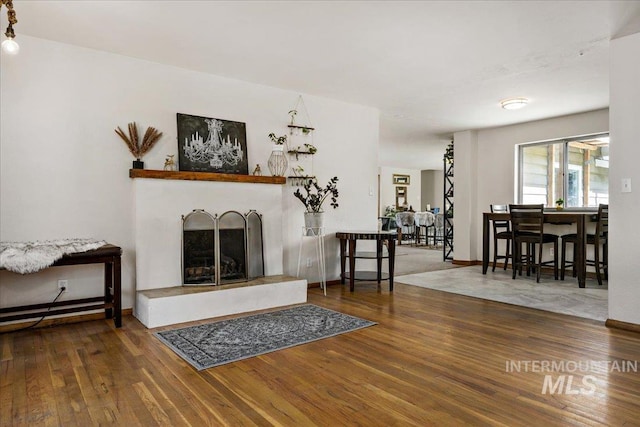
[154,304,376,370]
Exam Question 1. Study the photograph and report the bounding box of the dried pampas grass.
[115,122,163,159]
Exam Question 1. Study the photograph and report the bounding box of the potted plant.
[555,198,564,210]
[294,177,339,234]
[384,205,398,217]
[289,143,318,160]
[268,133,287,146]
[288,109,313,135]
[288,110,298,125]
[267,133,288,176]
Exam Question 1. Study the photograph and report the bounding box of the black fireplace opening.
[219,228,246,281]
[183,229,215,284]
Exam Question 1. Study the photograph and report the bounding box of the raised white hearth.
[135,275,307,328]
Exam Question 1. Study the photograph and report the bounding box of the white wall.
[609,31,640,325]
[452,131,479,261]
[420,170,444,212]
[378,166,422,215]
[0,36,379,313]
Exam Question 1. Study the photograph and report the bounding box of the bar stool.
[560,204,608,285]
[490,204,511,271]
[509,204,559,283]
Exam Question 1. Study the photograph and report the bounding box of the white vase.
[268,145,288,176]
[304,212,324,236]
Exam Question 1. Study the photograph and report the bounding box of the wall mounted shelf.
[287,150,315,156]
[287,124,315,133]
[287,176,316,186]
[286,95,316,186]
[288,149,316,161]
[129,169,286,185]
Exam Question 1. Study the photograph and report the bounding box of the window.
[518,134,609,208]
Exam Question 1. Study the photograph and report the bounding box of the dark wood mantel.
[129,169,286,185]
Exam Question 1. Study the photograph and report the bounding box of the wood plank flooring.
[2,282,640,426]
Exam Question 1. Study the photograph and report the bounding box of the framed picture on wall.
[396,186,408,209]
[393,174,410,185]
[176,113,249,174]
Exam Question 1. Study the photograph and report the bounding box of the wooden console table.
[0,244,122,328]
[335,231,397,292]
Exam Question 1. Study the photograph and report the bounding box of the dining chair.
[395,211,416,245]
[433,213,445,246]
[490,204,511,272]
[413,211,435,246]
[425,211,438,246]
[560,204,608,285]
[509,204,559,283]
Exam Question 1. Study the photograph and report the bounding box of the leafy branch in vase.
[293,176,339,213]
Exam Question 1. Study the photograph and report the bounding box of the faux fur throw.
[0,239,107,274]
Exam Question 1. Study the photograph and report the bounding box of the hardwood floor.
[2,282,640,426]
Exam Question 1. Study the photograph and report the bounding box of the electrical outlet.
[550,248,554,256]
[306,258,313,268]
[57,279,68,291]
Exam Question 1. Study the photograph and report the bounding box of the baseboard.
[307,279,341,288]
[452,260,480,266]
[605,319,640,334]
[0,308,133,333]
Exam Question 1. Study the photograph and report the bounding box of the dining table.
[482,210,597,288]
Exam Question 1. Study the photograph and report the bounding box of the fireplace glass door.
[246,210,264,279]
[182,209,216,285]
[217,211,248,284]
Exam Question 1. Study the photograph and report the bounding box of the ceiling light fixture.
[500,97,529,110]
[1,0,19,55]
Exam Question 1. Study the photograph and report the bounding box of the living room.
[1,1,640,425]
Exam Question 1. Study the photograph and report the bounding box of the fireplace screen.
[217,211,247,284]
[182,210,216,285]
[246,210,264,279]
[182,209,263,286]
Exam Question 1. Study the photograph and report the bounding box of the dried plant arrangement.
[115,122,163,160]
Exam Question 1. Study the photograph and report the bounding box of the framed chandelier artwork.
[176,113,249,174]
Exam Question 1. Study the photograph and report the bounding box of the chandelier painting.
[176,113,249,174]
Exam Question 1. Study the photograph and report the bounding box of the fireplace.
[182,209,264,286]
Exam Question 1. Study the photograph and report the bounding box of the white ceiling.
[9,1,640,170]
